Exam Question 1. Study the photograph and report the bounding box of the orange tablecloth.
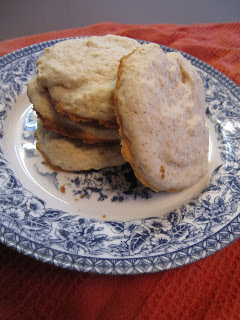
[0,22,240,320]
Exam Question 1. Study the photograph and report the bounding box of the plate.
[0,38,240,275]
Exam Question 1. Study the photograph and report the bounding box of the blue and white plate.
[0,38,240,274]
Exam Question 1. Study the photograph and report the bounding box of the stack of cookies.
[27,35,140,171]
[28,35,209,192]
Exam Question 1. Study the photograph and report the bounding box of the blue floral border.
[0,38,240,274]
[2,214,240,274]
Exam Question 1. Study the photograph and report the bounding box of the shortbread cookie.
[115,43,209,191]
[36,120,125,171]
[36,35,140,127]
[27,76,120,143]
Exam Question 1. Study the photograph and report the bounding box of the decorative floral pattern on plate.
[0,38,240,274]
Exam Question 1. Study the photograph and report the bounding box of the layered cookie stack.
[28,35,209,192]
[27,35,140,171]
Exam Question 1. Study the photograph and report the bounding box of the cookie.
[36,35,140,127]
[115,43,209,191]
[27,76,120,143]
[36,120,125,171]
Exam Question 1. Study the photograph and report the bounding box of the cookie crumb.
[160,165,165,180]
[60,184,66,193]
[102,215,106,219]
[80,194,84,199]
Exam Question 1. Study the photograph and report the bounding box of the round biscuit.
[36,35,140,127]
[27,76,121,143]
[36,120,125,171]
[115,43,209,191]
